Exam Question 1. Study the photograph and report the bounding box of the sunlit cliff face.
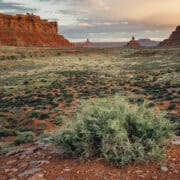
[0,0,180,41]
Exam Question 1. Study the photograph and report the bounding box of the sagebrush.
[52,96,173,166]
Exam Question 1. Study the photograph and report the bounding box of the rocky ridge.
[159,26,180,47]
[0,13,73,47]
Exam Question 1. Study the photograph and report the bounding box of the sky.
[0,0,180,42]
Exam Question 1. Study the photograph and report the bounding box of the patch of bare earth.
[0,142,179,180]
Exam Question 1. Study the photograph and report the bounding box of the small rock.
[139,175,145,178]
[64,168,71,172]
[10,168,18,172]
[172,141,180,145]
[29,160,49,167]
[135,170,143,174]
[152,176,157,180]
[19,154,26,160]
[23,147,39,155]
[18,162,28,169]
[6,160,17,165]
[27,173,45,180]
[161,165,168,172]
[18,168,42,177]
[55,177,64,180]
[172,136,180,145]
[6,149,24,156]
[5,168,18,173]
[47,156,51,160]
[5,169,10,173]
[96,172,106,178]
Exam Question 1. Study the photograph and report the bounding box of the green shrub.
[12,132,34,146]
[39,113,49,120]
[7,55,17,60]
[0,127,17,137]
[168,103,176,110]
[28,110,40,118]
[23,80,29,85]
[0,143,13,155]
[0,56,6,60]
[21,54,26,59]
[55,117,64,126]
[56,52,62,56]
[52,96,173,166]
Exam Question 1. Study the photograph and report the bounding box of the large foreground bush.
[52,96,173,166]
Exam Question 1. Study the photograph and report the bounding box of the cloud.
[0,2,37,13]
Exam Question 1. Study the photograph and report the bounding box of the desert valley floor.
[0,46,179,180]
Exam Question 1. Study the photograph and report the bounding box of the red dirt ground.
[42,145,180,180]
[0,144,179,180]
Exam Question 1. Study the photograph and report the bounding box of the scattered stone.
[19,154,26,160]
[23,147,39,155]
[27,173,45,180]
[95,172,107,179]
[18,162,28,169]
[5,169,10,173]
[6,149,24,156]
[10,168,18,172]
[18,168,42,177]
[152,176,157,180]
[172,136,180,145]
[29,160,49,168]
[36,141,50,149]
[5,168,18,173]
[135,170,143,174]
[161,165,168,172]
[55,177,64,180]
[47,156,52,160]
[64,168,71,172]
[139,175,145,178]
[6,160,17,165]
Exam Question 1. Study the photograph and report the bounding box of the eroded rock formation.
[126,36,142,48]
[159,26,180,47]
[83,38,93,47]
[0,13,73,47]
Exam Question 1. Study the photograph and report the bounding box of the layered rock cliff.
[159,26,180,47]
[125,36,142,48]
[0,13,73,47]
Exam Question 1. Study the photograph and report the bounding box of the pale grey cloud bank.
[0,0,179,42]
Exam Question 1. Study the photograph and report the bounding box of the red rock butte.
[126,36,142,48]
[83,38,93,47]
[0,13,74,47]
[159,26,180,47]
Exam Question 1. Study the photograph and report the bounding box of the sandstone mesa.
[0,13,73,47]
[159,26,180,47]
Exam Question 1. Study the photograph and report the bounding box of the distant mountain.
[138,39,160,47]
[76,41,127,48]
[75,38,160,48]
